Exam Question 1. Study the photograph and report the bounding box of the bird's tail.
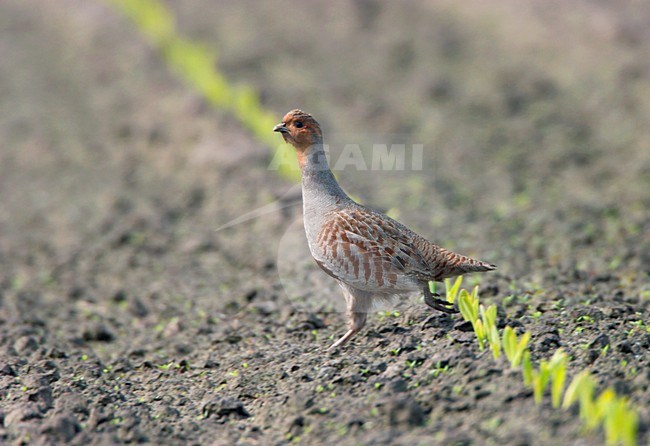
[459,256,496,273]
[436,248,496,279]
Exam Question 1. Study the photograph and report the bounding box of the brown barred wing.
[314,206,495,289]
[314,208,428,291]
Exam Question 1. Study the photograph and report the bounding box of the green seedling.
[429,361,450,378]
[459,286,484,350]
[469,317,486,351]
[428,281,437,297]
[564,372,638,446]
[157,361,174,371]
[443,276,464,304]
[548,350,567,408]
[458,287,479,324]
[529,349,567,405]
[597,390,637,446]
[378,310,401,320]
[480,304,500,358]
[458,286,499,354]
[487,323,501,359]
[576,315,594,324]
[522,350,533,387]
[629,319,650,334]
[563,370,597,427]
[502,326,531,368]
[406,359,422,369]
[449,278,640,445]
[530,365,550,404]
[600,344,610,356]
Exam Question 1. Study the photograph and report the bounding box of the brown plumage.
[274,110,496,349]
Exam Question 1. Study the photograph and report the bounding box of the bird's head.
[273,109,322,151]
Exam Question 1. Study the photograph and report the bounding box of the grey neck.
[300,143,349,203]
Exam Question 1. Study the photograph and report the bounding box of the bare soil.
[1,1,648,445]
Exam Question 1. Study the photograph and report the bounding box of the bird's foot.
[424,291,458,314]
[327,328,356,351]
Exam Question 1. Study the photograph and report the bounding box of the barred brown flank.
[274,109,496,349]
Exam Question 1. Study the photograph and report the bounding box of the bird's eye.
[294,121,303,128]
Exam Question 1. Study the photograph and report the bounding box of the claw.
[423,288,459,314]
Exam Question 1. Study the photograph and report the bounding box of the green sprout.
[481,304,501,359]
[548,350,568,408]
[530,364,550,404]
[458,286,479,323]
[599,391,637,446]
[530,349,567,405]
[157,362,174,371]
[502,326,531,368]
[522,350,533,387]
[457,285,499,355]
[406,359,422,369]
[448,278,639,446]
[563,370,597,427]
[429,362,450,378]
[600,344,610,356]
[443,276,464,304]
[563,372,638,446]
[459,287,484,348]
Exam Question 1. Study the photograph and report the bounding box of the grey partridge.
[274,110,496,350]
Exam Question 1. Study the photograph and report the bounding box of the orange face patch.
[279,110,322,152]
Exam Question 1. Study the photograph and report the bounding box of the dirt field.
[1,0,648,444]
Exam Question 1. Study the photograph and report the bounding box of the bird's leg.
[423,286,458,314]
[328,311,367,350]
[329,283,371,350]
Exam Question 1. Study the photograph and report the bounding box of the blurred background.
[3,0,648,272]
[1,0,649,307]
[0,1,648,444]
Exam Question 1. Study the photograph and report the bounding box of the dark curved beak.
[273,123,289,133]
